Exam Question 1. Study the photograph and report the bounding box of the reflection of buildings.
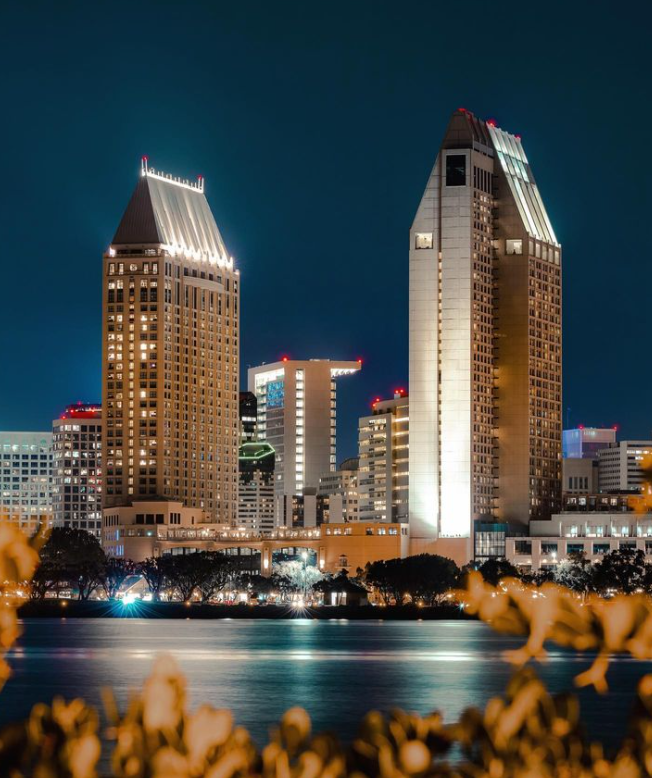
[52,403,102,537]
[0,431,52,535]
[409,109,562,564]
[358,392,408,523]
[101,161,239,535]
[248,359,361,527]
[238,441,275,531]
[319,457,359,522]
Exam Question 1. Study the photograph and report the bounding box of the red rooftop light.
[357,358,363,364]
[458,107,467,113]
[515,134,522,140]
[486,118,497,127]
[281,355,289,362]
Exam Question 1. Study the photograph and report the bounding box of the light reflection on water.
[1,618,648,750]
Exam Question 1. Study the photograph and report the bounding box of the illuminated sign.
[267,380,285,409]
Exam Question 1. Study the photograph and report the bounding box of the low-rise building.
[102,499,409,574]
[506,511,652,572]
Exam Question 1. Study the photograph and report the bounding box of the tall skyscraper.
[52,403,102,537]
[0,431,52,535]
[409,109,562,561]
[102,161,239,526]
[248,358,361,526]
[319,457,359,522]
[239,391,258,442]
[358,392,409,523]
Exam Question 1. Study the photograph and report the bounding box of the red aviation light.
[515,134,522,140]
[458,107,467,113]
[486,118,497,127]
[357,357,363,365]
[281,355,289,362]
[578,424,584,430]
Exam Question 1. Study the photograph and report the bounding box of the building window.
[414,232,433,250]
[445,154,466,187]
[506,239,523,255]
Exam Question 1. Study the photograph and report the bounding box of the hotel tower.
[102,161,239,526]
[409,109,562,561]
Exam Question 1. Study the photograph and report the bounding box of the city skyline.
[1,2,650,461]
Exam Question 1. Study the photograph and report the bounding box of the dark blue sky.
[1,1,650,459]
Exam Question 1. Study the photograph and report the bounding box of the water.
[1,618,649,751]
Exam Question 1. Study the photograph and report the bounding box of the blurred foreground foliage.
[8,530,652,776]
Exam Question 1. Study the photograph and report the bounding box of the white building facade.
[0,431,52,535]
[248,359,361,527]
[598,441,652,493]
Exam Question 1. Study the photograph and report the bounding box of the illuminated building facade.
[358,392,409,523]
[238,440,275,531]
[319,457,359,522]
[52,403,102,537]
[563,427,617,459]
[248,359,361,526]
[0,431,52,535]
[598,441,652,493]
[239,391,257,442]
[102,161,239,528]
[409,109,562,560]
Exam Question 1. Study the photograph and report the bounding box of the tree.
[30,527,106,600]
[273,560,323,595]
[477,558,521,586]
[101,557,134,600]
[554,552,592,595]
[138,557,170,601]
[194,553,236,602]
[592,548,646,595]
[365,554,460,606]
[364,558,404,604]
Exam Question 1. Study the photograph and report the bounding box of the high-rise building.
[238,440,275,531]
[598,441,652,493]
[52,403,102,537]
[358,392,409,523]
[239,391,257,442]
[102,161,239,528]
[409,109,562,562]
[319,457,359,522]
[563,427,617,459]
[0,431,52,535]
[248,358,361,526]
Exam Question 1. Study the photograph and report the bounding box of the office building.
[238,440,275,531]
[563,427,617,459]
[248,359,361,526]
[0,431,52,535]
[409,108,562,563]
[319,457,359,522]
[239,391,257,442]
[102,161,239,533]
[358,392,409,523]
[52,403,102,537]
[598,441,652,493]
[562,457,597,495]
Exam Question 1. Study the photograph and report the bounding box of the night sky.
[1,1,650,459]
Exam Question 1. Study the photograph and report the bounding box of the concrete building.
[248,359,361,527]
[562,457,598,495]
[409,109,562,563]
[319,457,359,522]
[358,392,409,523]
[52,403,102,537]
[238,440,275,532]
[239,391,257,442]
[0,431,52,535]
[563,427,617,459]
[506,511,652,572]
[598,441,652,493]
[103,506,409,574]
[102,161,239,533]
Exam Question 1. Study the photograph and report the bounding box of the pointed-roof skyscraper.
[409,110,562,564]
[102,161,239,528]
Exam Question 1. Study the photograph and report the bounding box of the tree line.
[27,528,652,603]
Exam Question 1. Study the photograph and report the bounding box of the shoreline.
[18,601,472,620]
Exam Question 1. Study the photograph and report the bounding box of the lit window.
[506,239,523,255]
[414,232,433,250]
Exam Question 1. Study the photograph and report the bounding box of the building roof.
[239,441,276,461]
[112,163,233,268]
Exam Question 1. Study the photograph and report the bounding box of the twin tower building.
[102,109,561,564]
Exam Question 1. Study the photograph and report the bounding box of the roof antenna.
[141,156,149,176]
